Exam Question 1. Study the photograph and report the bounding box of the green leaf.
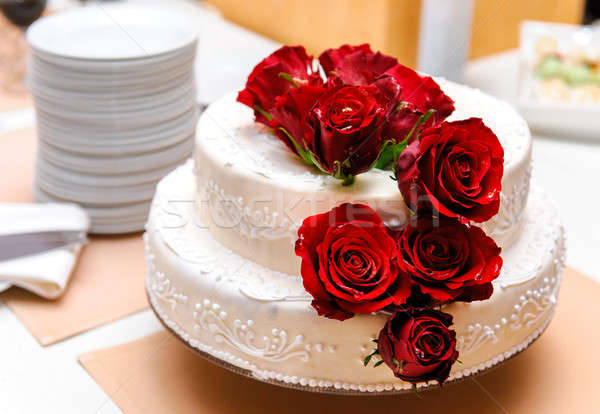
[278,127,312,165]
[307,150,331,175]
[377,109,436,173]
[374,137,408,171]
[253,104,273,122]
[363,348,379,367]
[374,142,396,170]
[278,72,299,87]
[393,358,405,373]
[374,138,402,170]
[373,359,385,368]
[402,108,436,145]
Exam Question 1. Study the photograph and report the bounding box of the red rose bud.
[397,216,502,303]
[319,44,374,74]
[377,308,458,385]
[308,81,398,183]
[295,203,411,321]
[319,44,398,85]
[237,45,322,126]
[270,84,326,155]
[382,64,455,142]
[395,118,504,223]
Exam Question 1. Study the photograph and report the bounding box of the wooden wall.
[207,0,585,67]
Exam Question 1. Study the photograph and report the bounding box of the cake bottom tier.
[145,161,566,394]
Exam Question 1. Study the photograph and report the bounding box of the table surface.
[1,1,599,413]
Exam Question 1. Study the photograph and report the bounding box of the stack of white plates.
[26,4,198,234]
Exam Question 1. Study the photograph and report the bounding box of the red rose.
[308,79,399,181]
[295,203,411,321]
[270,84,325,154]
[377,308,458,385]
[318,45,453,143]
[319,44,398,85]
[382,64,455,142]
[397,216,502,303]
[237,45,322,126]
[395,118,504,223]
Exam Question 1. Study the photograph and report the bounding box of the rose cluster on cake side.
[239,45,504,389]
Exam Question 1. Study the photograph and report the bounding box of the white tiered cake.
[145,79,565,393]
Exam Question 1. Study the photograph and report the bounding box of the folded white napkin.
[0,203,89,299]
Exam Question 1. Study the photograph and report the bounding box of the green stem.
[342,175,355,186]
[278,127,312,165]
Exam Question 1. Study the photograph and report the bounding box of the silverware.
[0,230,87,262]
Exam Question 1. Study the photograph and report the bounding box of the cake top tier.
[195,79,532,275]
[196,78,531,192]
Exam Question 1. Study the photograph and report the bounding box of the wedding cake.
[145,45,565,393]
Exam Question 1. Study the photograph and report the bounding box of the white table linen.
[0,203,89,298]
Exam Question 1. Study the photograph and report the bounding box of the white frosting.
[145,161,565,392]
[194,80,532,274]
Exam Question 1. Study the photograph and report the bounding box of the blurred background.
[0,0,593,95]
[205,0,585,66]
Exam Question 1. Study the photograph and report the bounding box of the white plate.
[28,58,195,91]
[28,75,195,107]
[33,185,151,234]
[28,42,196,74]
[34,172,157,205]
[27,66,195,99]
[38,126,195,156]
[35,156,187,187]
[517,99,600,138]
[34,186,152,219]
[34,178,155,206]
[37,137,193,174]
[517,21,600,138]
[27,4,197,61]
[33,94,196,127]
[35,106,198,137]
[30,78,196,114]
[35,108,197,142]
[30,41,197,75]
[89,220,147,235]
